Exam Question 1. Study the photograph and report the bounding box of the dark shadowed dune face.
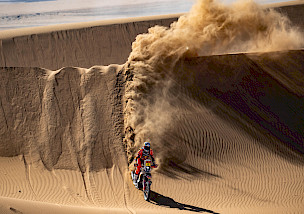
[179,51,304,147]
[171,51,304,165]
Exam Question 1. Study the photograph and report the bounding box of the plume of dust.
[123,0,304,164]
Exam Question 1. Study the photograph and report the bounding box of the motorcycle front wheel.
[143,179,150,201]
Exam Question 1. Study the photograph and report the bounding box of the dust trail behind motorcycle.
[123,0,304,165]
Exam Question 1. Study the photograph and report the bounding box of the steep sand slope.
[0,65,126,170]
[1,50,304,213]
[0,65,130,212]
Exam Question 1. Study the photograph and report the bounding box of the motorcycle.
[131,159,154,201]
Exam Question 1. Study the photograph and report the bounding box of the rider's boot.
[133,173,138,186]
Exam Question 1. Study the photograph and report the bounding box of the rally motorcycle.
[131,159,153,201]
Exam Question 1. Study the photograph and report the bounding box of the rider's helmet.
[144,142,150,152]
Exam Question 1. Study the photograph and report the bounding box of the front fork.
[143,177,150,191]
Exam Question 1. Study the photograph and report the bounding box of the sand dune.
[1,0,304,213]
[1,50,303,213]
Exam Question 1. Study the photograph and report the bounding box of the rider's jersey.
[136,147,155,163]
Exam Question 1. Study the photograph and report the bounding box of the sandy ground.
[0,1,304,214]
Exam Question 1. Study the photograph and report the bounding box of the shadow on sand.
[150,191,219,213]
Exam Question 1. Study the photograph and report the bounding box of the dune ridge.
[0,16,179,70]
[0,1,304,69]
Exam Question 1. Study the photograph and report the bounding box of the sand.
[0,0,304,214]
[0,15,180,70]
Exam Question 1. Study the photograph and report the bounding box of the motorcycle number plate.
[146,162,151,166]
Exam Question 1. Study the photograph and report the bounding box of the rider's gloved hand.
[152,163,158,168]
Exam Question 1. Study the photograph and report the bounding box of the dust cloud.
[123,0,304,163]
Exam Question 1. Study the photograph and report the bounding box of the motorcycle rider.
[133,142,157,185]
